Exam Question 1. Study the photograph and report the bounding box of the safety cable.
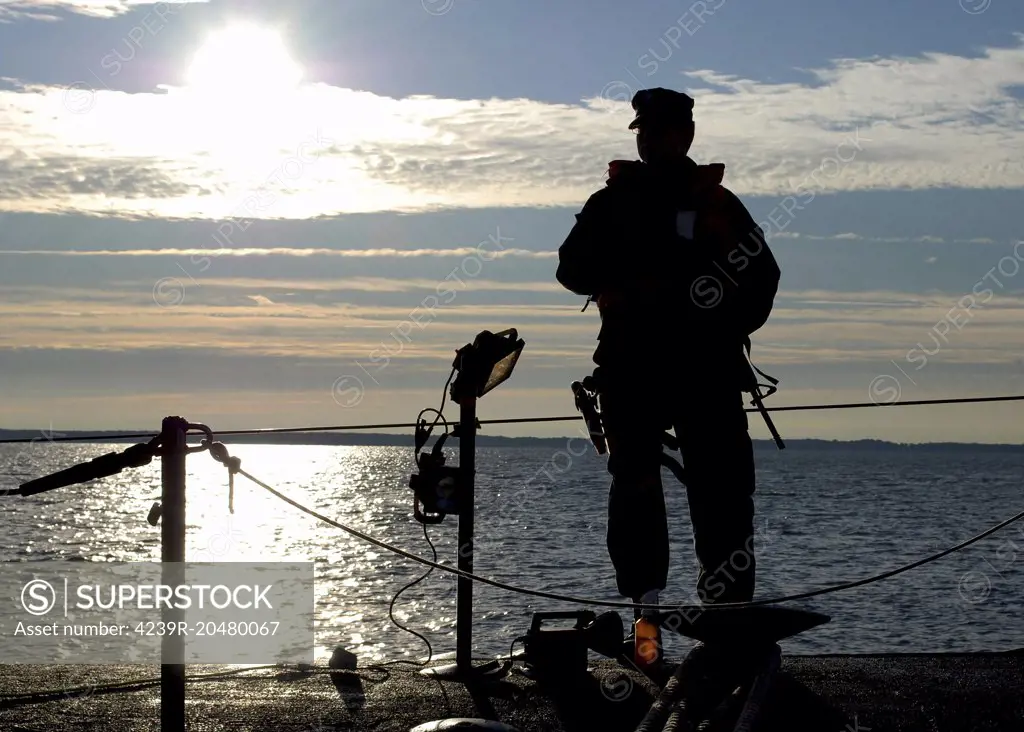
[3,393,1024,444]
[232,464,1024,612]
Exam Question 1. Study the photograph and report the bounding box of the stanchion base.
[419,658,508,682]
[410,719,520,731]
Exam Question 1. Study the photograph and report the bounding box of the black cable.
[0,661,418,705]
[509,636,526,669]
[413,366,455,456]
[0,664,278,702]
[385,522,437,667]
[415,408,448,438]
[4,393,1024,444]
[417,366,455,439]
[437,365,456,421]
[234,465,1024,611]
[381,369,457,667]
[383,370,457,664]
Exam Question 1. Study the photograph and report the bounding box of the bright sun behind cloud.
[184,24,303,99]
[173,23,311,174]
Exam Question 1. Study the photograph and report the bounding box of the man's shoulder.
[711,185,772,251]
[578,163,645,213]
[711,182,742,206]
[606,159,648,183]
[600,160,655,195]
[712,184,755,222]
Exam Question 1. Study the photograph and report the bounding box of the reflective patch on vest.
[676,210,696,240]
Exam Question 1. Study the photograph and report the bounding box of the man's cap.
[628,87,694,130]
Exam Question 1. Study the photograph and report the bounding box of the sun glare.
[184,24,303,100]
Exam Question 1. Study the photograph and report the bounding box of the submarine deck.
[0,651,1021,732]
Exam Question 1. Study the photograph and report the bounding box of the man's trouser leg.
[674,390,756,604]
[599,377,669,610]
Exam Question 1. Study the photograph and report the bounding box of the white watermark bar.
[0,562,314,664]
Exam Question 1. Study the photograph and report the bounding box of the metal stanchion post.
[419,329,523,688]
[455,394,476,672]
[161,416,188,732]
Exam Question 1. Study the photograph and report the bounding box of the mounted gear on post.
[571,375,606,454]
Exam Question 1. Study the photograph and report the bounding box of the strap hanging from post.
[743,337,784,450]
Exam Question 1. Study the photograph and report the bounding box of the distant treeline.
[1,429,1022,452]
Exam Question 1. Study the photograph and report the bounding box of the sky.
[0,0,1023,442]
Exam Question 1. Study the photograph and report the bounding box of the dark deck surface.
[0,650,1022,731]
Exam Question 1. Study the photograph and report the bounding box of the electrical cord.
[0,664,412,706]
[418,362,455,435]
[387,365,454,661]
[0,665,285,704]
[385,522,438,667]
[434,364,456,426]
[509,636,527,669]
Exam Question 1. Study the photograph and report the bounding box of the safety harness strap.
[743,336,785,450]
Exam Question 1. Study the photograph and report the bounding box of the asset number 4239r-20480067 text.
[135,621,280,636]
[12,621,281,637]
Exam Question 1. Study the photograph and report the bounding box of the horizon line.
[1,428,1022,448]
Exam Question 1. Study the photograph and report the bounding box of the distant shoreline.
[1,429,1022,451]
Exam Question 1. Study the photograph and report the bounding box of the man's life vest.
[556,157,783,438]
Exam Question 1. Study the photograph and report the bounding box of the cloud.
[188,276,563,293]
[3,281,1024,372]
[765,232,958,243]
[6,273,1024,439]
[0,6,60,21]
[0,36,1022,218]
[0,152,202,201]
[0,0,203,20]
[0,298,597,359]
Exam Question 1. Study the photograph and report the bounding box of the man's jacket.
[556,157,779,371]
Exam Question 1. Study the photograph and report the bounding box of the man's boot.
[622,589,661,660]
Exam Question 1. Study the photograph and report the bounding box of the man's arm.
[718,189,780,336]
[556,189,617,297]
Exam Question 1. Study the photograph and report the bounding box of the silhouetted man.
[556,88,779,618]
